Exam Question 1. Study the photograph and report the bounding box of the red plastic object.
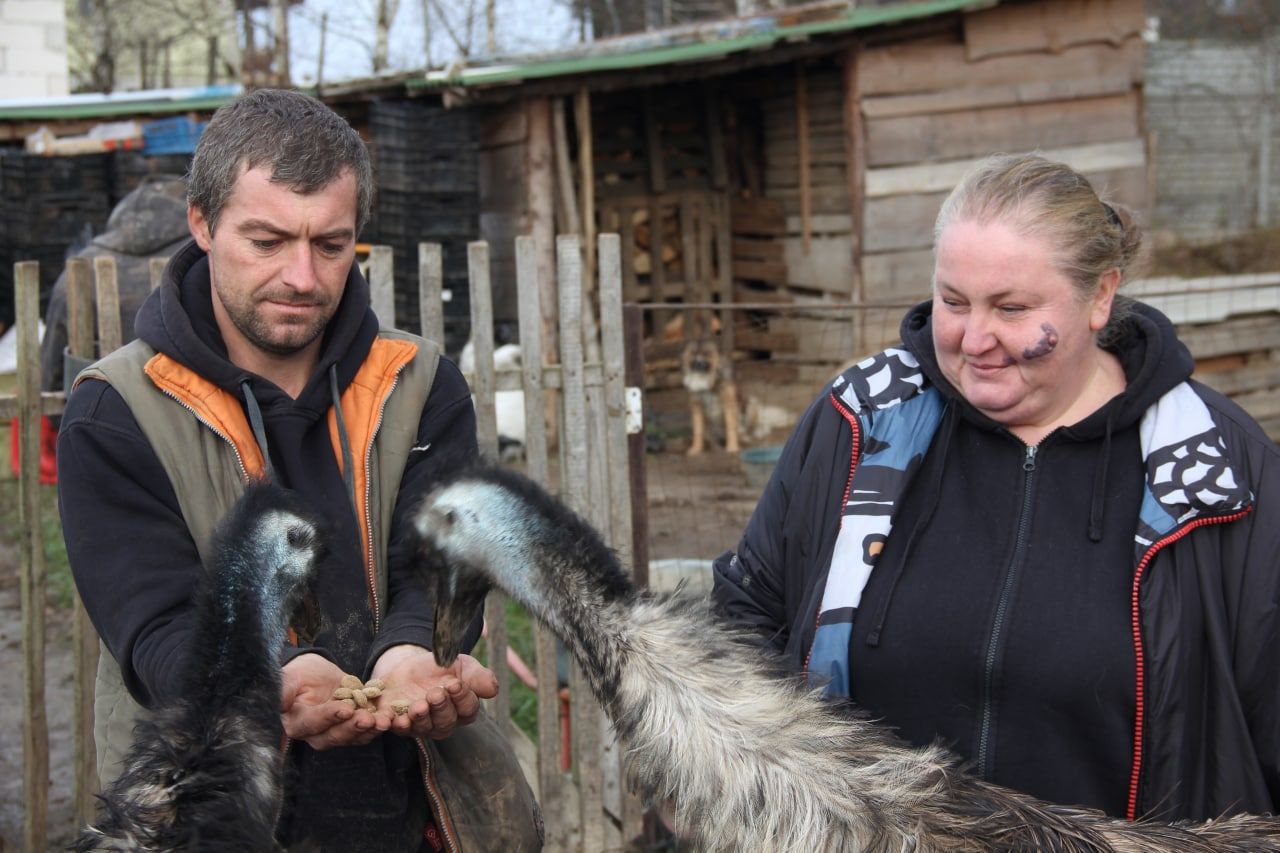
[9,416,58,485]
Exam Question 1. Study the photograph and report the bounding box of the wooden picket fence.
[9,233,649,852]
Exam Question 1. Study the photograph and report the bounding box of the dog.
[682,338,742,456]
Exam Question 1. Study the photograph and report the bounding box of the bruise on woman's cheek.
[1022,323,1059,360]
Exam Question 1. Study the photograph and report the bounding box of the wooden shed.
[410,0,1148,412]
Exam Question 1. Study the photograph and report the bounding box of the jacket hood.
[93,176,191,256]
[899,299,1196,438]
[134,238,380,414]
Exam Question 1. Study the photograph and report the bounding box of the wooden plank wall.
[859,0,1148,311]
[733,0,1149,404]
[860,0,1152,303]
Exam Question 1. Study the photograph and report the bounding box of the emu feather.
[75,483,325,852]
[411,464,1280,853]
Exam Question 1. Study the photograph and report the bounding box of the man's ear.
[188,204,213,251]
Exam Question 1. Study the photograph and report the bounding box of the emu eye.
[287,526,311,548]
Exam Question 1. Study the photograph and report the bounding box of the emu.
[75,483,325,852]
[411,464,1280,853]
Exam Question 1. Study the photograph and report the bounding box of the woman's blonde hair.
[933,153,1145,338]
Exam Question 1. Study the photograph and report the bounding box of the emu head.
[411,476,541,667]
[411,464,635,668]
[214,483,327,644]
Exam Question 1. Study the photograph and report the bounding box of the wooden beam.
[524,97,559,361]
[843,42,867,323]
[643,90,666,194]
[796,64,812,255]
[866,92,1141,169]
[865,138,1145,198]
[575,86,597,297]
[703,83,728,190]
[858,38,1144,98]
[862,74,1136,119]
[552,96,581,235]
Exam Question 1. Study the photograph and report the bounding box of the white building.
[0,0,69,99]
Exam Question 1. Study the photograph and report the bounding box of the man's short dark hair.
[187,88,374,234]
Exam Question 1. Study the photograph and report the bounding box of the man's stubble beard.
[213,278,336,357]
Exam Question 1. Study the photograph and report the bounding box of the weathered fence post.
[368,244,395,326]
[597,234,645,847]
[467,241,512,731]
[94,257,123,354]
[515,235,569,847]
[67,257,100,824]
[418,242,445,345]
[17,260,50,852]
[556,235,606,852]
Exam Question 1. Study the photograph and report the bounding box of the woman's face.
[931,218,1117,431]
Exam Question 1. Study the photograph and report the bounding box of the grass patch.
[473,596,541,742]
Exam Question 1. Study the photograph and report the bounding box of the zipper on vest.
[415,738,460,853]
[363,372,403,632]
[154,386,249,478]
[976,443,1037,778]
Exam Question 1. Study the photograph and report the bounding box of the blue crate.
[143,117,206,155]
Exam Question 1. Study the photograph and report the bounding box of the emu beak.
[431,567,488,669]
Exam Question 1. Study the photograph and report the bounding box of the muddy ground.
[0,443,768,849]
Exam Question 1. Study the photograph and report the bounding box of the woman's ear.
[1090,268,1121,332]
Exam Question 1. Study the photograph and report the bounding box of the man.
[58,89,541,851]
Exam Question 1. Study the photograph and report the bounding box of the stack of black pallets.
[0,152,112,327]
[366,99,480,355]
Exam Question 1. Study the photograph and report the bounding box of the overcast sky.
[283,0,579,86]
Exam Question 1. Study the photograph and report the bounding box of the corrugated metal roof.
[0,85,241,121]
[410,0,997,91]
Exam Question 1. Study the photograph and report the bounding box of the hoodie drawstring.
[866,401,957,648]
[241,380,277,483]
[329,365,358,517]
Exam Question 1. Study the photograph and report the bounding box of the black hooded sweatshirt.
[713,300,1280,821]
[58,239,480,850]
[846,301,1191,816]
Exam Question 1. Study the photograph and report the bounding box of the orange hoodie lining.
[143,354,267,478]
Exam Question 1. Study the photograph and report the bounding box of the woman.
[712,153,1280,823]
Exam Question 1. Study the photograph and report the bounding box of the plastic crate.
[142,117,207,155]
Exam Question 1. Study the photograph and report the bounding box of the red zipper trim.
[1125,506,1252,821]
[803,391,861,675]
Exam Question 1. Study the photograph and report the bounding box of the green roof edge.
[0,91,237,122]
[409,0,994,91]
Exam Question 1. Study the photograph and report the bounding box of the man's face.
[188,166,358,359]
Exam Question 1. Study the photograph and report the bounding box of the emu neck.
[187,552,287,706]
[525,541,634,714]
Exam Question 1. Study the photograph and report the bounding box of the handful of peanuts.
[332,674,412,717]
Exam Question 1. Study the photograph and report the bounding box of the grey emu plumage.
[75,483,325,852]
[411,464,1280,853]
